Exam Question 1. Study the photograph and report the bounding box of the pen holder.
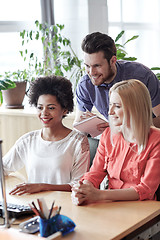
[39,214,76,238]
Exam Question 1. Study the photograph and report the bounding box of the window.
[107,0,160,69]
[0,0,41,73]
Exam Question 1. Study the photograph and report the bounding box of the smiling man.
[75,32,160,130]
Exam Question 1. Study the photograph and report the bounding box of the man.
[75,32,160,130]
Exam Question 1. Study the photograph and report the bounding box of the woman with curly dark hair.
[3,75,90,194]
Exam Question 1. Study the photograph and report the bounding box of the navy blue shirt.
[76,61,160,119]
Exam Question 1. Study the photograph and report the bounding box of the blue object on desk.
[39,214,76,237]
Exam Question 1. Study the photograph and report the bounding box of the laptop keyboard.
[0,201,34,218]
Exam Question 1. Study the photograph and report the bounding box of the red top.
[82,127,160,200]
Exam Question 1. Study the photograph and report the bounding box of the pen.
[57,206,61,215]
[37,198,50,219]
[37,198,45,219]
[50,206,58,218]
[29,203,41,217]
[48,200,55,219]
[83,105,90,113]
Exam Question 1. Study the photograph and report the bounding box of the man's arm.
[153,104,160,128]
[153,117,160,128]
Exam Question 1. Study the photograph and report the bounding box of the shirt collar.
[97,81,115,89]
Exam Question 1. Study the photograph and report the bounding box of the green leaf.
[39,23,43,31]
[20,30,25,39]
[35,31,39,40]
[53,25,58,34]
[29,31,33,40]
[124,35,139,45]
[19,51,23,57]
[115,30,125,42]
[41,36,45,43]
[59,36,62,43]
[35,20,39,27]
[123,57,137,61]
[30,53,34,58]
[115,43,124,49]
[156,73,160,81]
[0,91,3,104]
[58,24,64,30]
[0,79,16,90]
[151,67,160,71]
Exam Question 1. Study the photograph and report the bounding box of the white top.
[3,129,90,186]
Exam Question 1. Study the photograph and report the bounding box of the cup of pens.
[29,198,76,238]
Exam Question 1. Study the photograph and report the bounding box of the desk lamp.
[0,140,10,228]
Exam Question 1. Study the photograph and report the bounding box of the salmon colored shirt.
[82,127,160,200]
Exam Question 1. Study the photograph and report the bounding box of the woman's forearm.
[39,183,71,192]
[10,183,72,195]
[99,188,139,201]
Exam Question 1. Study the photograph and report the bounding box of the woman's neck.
[41,125,72,141]
[123,127,136,143]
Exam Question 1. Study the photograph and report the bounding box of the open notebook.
[73,115,108,137]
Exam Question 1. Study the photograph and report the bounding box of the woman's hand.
[71,181,101,205]
[9,183,45,195]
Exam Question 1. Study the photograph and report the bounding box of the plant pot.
[2,81,27,109]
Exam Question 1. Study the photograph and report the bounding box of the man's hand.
[74,108,109,134]
[80,111,95,121]
[97,122,109,131]
[74,109,94,124]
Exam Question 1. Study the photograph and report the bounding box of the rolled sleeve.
[132,138,160,200]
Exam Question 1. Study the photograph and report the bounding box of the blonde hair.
[109,79,153,153]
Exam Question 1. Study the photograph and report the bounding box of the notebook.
[73,115,108,137]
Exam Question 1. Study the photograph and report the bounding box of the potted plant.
[0,69,29,109]
[0,77,16,105]
[19,20,84,92]
[115,30,139,61]
[0,21,84,109]
[115,31,160,81]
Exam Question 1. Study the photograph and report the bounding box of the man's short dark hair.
[81,32,117,62]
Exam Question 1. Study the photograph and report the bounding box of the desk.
[0,175,160,240]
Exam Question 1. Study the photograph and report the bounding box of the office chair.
[156,185,160,201]
[87,136,99,167]
[87,136,108,189]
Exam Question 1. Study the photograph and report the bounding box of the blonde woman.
[72,79,160,205]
